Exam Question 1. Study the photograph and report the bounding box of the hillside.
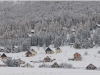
[0,1,100,23]
[0,1,100,74]
[0,1,100,53]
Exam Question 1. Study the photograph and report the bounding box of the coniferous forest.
[0,1,100,53]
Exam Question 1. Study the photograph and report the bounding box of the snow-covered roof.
[21,62,34,67]
[45,47,52,51]
[26,50,33,54]
[1,53,7,57]
[56,47,61,50]
[30,49,37,54]
[44,56,52,60]
[83,61,100,68]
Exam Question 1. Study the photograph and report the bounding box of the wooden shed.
[51,62,60,68]
[86,64,97,70]
[45,47,54,54]
[56,47,62,53]
[1,53,7,59]
[25,51,33,57]
[43,56,53,62]
[31,49,37,55]
[74,52,82,61]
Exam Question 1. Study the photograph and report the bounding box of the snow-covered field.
[0,67,100,75]
[1,46,100,75]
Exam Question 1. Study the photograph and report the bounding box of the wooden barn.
[74,52,82,61]
[25,49,37,57]
[51,62,60,68]
[31,49,37,55]
[18,59,25,64]
[86,64,97,70]
[43,56,53,62]
[23,63,33,68]
[45,47,54,54]
[56,47,62,53]
[25,51,33,57]
[1,53,7,59]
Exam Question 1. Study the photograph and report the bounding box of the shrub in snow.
[59,63,73,69]
[97,67,100,70]
[67,64,73,68]
[98,50,100,54]
[68,58,74,61]
[69,34,75,44]
[74,43,81,49]
[84,51,88,55]
[39,63,51,68]
[5,58,20,67]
